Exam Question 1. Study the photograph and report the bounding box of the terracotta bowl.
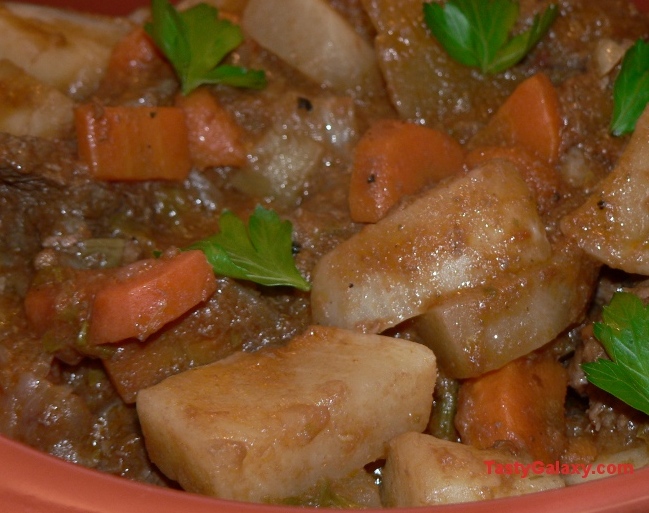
[1,1,649,512]
[2,434,649,512]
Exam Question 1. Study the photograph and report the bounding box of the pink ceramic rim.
[2,1,649,512]
[2,434,649,513]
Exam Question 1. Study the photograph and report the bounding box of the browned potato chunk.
[561,105,649,274]
[416,236,600,378]
[0,59,74,139]
[242,0,382,96]
[381,432,564,507]
[137,326,436,502]
[0,2,131,98]
[311,160,551,333]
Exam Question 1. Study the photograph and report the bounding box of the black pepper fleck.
[297,97,313,111]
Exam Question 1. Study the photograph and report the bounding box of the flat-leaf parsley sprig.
[185,206,310,291]
[610,39,649,136]
[145,0,266,95]
[423,0,558,75]
[582,292,649,415]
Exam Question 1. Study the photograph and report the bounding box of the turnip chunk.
[562,445,649,485]
[230,128,324,208]
[561,105,649,275]
[416,236,600,378]
[360,0,473,123]
[0,59,74,139]
[242,0,382,96]
[311,161,551,333]
[0,2,131,99]
[381,432,564,507]
[136,326,436,502]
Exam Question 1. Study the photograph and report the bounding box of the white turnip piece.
[561,105,649,274]
[137,325,436,502]
[311,160,551,333]
[242,0,382,96]
[381,432,564,507]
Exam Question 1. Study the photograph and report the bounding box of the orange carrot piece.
[454,355,568,462]
[471,73,562,165]
[24,267,109,353]
[175,88,247,169]
[466,145,562,214]
[349,119,464,223]
[104,27,162,83]
[88,250,217,345]
[24,252,217,350]
[75,103,191,181]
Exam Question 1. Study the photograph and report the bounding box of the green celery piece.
[429,375,460,441]
[186,206,310,291]
[423,0,557,74]
[146,0,266,94]
[582,292,649,415]
[611,39,649,136]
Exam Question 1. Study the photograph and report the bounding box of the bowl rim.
[2,1,649,513]
[2,433,649,513]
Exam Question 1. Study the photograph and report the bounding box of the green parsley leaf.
[423,0,558,74]
[186,206,310,291]
[610,39,649,136]
[145,0,266,95]
[582,292,649,415]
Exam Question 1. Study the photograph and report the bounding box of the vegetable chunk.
[469,73,562,164]
[312,160,551,333]
[561,105,649,274]
[175,88,247,169]
[136,326,437,502]
[242,0,382,96]
[416,235,599,378]
[454,354,569,463]
[381,432,564,507]
[0,2,130,98]
[75,103,192,181]
[89,250,217,345]
[0,59,74,139]
[25,250,217,347]
[348,119,464,223]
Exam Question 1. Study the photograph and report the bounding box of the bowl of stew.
[1,0,649,511]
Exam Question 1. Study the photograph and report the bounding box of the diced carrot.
[465,145,562,215]
[101,280,249,403]
[349,119,464,223]
[75,103,191,181]
[24,251,217,349]
[454,354,568,462]
[175,88,247,169]
[103,27,163,86]
[24,267,109,353]
[88,250,217,345]
[470,73,562,165]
